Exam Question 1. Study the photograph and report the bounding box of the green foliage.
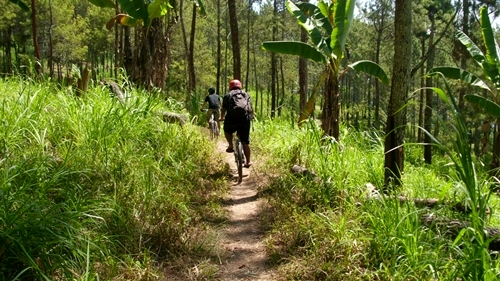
[0,78,227,280]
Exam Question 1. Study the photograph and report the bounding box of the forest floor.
[215,138,277,281]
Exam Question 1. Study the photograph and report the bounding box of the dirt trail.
[216,140,276,281]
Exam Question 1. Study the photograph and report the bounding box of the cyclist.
[200,87,222,132]
[220,79,254,168]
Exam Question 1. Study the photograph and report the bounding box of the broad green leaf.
[456,30,485,65]
[465,94,500,118]
[148,0,171,19]
[428,67,491,92]
[118,0,150,26]
[262,41,327,64]
[8,0,29,11]
[331,0,355,57]
[296,1,332,35]
[87,0,114,8]
[479,6,500,86]
[348,60,389,85]
[106,14,140,30]
[287,1,324,49]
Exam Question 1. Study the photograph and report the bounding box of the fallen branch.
[421,214,500,251]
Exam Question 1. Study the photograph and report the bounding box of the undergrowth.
[253,109,500,280]
[0,78,228,280]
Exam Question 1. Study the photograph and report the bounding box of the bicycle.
[233,132,244,184]
[219,119,245,184]
[201,109,220,140]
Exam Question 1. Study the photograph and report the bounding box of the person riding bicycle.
[201,87,222,132]
[220,79,254,168]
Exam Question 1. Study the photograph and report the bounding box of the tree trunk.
[228,0,241,79]
[48,0,54,78]
[458,0,470,111]
[321,65,340,139]
[270,0,278,119]
[418,37,425,143]
[216,0,221,95]
[31,0,41,77]
[124,19,170,90]
[5,27,12,74]
[114,0,119,79]
[245,3,251,90]
[298,0,309,115]
[188,3,197,92]
[424,20,436,164]
[384,0,412,188]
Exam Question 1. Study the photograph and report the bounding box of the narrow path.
[216,139,276,281]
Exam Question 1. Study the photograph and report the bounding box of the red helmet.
[229,79,242,90]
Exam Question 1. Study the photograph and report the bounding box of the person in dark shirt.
[201,87,222,131]
[220,79,254,168]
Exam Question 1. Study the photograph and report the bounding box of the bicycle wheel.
[209,121,215,140]
[236,140,244,183]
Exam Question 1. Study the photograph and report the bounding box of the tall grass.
[254,98,499,280]
[0,78,227,280]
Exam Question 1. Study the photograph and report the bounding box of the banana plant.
[262,0,388,138]
[428,5,500,176]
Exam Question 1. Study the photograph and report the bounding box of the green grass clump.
[0,78,228,280]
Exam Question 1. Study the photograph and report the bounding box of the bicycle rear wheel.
[236,140,244,183]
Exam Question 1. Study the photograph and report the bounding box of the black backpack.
[227,89,250,118]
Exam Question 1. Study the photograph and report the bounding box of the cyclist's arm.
[200,101,207,111]
[220,108,226,120]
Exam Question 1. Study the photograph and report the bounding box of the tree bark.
[228,0,241,80]
[217,0,222,95]
[188,3,197,92]
[298,0,309,115]
[384,0,412,188]
[31,0,41,77]
[424,20,436,164]
[321,64,340,139]
[48,0,54,78]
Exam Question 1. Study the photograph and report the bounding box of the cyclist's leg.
[224,122,236,152]
[238,120,252,166]
[206,110,212,127]
[213,109,221,131]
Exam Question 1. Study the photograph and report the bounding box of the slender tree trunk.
[217,0,221,95]
[228,0,241,79]
[298,0,309,114]
[374,34,382,127]
[5,27,12,74]
[180,0,190,90]
[48,0,54,78]
[270,0,278,118]
[245,3,251,90]
[458,0,469,110]
[114,0,119,79]
[384,0,412,188]
[418,37,425,143]
[188,3,197,92]
[424,21,436,164]
[278,57,285,117]
[31,0,41,77]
